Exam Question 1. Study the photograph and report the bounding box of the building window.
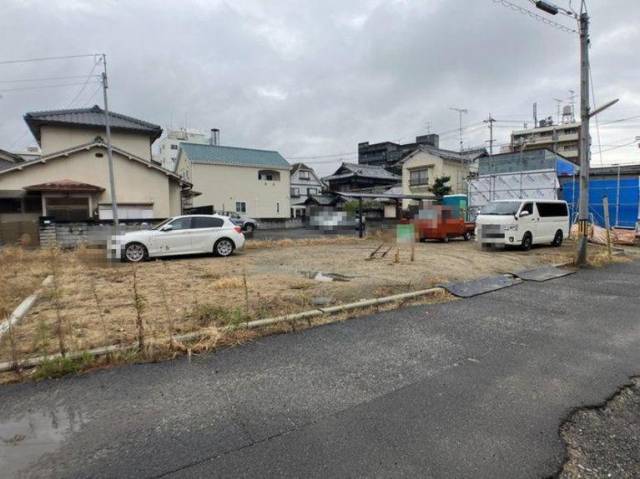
[299,171,310,180]
[45,196,91,221]
[307,188,317,196]
[170,144,178,150]
[258,170,280,181]
[291,187,300,197]
[236,202,246,213]
[24,195,42,213]
[0,198,21,214]
[409,168,429,186]
[277,202,280,214]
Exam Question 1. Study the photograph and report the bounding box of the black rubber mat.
[510,266,576,282]
[438,275,520,298]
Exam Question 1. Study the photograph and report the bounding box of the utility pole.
[534,1,590,265]
[450,107,468,152]
[101,53,119,235]
[576,6,590,266]
[450,107,468,194]
[484,114,496,155]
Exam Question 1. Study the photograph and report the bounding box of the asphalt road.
[2,261,640,478]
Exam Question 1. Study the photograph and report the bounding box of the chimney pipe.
[210,128,220,146]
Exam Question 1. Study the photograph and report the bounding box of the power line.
[588,65,604,165]
[0,53,98,65]
[600,140,639,153]
[0,74,100,83]
[0,81,99,93]
[66,58,102,108]
[599,115,640,126]
[82,83,103,106]
[491,0,578,34]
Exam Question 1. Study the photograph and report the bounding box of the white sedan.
[120,215,245,262]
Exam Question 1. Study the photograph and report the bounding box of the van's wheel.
[124,242,147,263]
[521,232,533,251]
[552,230,563,247]
[463,231,471,241]
[442,236,449,243]
[214,238,235,257]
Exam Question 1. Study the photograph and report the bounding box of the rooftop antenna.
[553,98,563,124]
[449,107,468,152]
[568,89,577,122]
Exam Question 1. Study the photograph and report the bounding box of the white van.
[475,199,569,250]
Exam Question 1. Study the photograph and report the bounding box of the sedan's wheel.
[552,230,563,247]
[463,231,472,241]
[244,223,255,233]
[214,238,235,257]
[124,243,147,262]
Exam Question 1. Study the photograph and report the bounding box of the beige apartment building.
[511,121,580,164]
[0,105,188,224]
[176,143,291,218]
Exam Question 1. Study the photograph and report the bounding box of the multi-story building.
[511,119,580,164]
[400,144,487,208]
[176,143,291,219]
[158,128,214,171]
[289,163,324,198]
[358,133,441,171]
[289,163,325,217]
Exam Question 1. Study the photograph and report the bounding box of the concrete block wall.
[39,221,154,248]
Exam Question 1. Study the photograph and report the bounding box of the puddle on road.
[0,406,87,477]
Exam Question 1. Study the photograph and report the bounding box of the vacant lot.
[0,236,581,365]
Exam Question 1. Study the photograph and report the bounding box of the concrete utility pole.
[484,114,496,155]
[576,7,590,266]
[101,53,119,235]
[534,1,590,265]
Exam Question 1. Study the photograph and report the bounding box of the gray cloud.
[1,0,639,175]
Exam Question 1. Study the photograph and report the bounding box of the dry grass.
[0,236,621,378]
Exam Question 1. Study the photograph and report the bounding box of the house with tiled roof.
[0,105,189,229]
[399,142,487,207]
[175,142,291,218]
[323,162,401,193]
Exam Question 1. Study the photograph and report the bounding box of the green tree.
[430,176,452,200]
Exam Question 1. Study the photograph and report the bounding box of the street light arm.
[588,98,619,119]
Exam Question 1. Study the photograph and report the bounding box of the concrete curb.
[0,275,53,341]
[0,286,445,372]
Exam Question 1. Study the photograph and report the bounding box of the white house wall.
[191,163,290,218]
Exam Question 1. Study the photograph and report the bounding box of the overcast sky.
[1,0,639,175]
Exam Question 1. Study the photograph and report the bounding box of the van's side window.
[538,202,568,217]
[521,202,534,215]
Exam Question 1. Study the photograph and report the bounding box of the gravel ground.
[559,377,640,478]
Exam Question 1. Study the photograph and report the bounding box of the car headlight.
[503,225,519,231]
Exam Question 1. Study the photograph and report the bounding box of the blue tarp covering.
[562,177,640,228]
[556,158,579,177]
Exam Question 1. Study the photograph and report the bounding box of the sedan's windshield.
[151,218,172,230]
[479,201,522,216]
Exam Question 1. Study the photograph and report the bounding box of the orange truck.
[412,206,475,242]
